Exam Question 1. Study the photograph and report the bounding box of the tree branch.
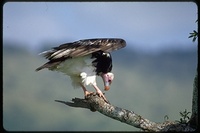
[189,71,198,129]
[55,94,195,132]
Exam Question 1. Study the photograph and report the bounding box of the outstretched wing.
[41,38,126,60]
[35,38,126,71]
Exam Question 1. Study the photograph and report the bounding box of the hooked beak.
[104,81,110,91]
[101,73,113,91]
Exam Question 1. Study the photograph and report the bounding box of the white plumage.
[55,55,97,89]
[36,38,126,102]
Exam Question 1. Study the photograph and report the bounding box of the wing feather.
[36,38,126,71]
[47,38,126,59]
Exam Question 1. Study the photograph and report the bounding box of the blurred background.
[3,2,197,131]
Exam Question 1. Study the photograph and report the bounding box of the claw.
[84,91,95,99]
[96,90,109,103]
[85,91,92,96]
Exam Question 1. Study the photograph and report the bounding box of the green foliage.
[189,30,198,42]
[164,115,169,121]
[188,20,198,42]
[176,109,191,124]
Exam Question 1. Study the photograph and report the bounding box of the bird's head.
[101,72,114,91]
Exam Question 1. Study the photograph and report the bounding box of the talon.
[96,91,109,103]
[84,91,95,98]
[91,84,110,103]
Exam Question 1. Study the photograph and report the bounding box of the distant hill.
[3,43,197,131]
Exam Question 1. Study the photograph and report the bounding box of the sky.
[3,2,197,53]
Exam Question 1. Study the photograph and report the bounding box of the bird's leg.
[92,84,109,103]
[80,84,94,98]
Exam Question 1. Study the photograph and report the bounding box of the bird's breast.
[54,54,96,76]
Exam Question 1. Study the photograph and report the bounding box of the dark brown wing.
[35,38,126,71]
[42,38,126,60]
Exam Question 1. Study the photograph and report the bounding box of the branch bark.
[55,94,195,132]
[189,71,198,129]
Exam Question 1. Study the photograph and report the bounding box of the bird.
[35,38,126,102]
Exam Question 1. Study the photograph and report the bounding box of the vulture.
[36,38,126,102]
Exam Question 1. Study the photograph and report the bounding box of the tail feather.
[35,63,48,71]
[35,61,62,71]
[38,49,55,59]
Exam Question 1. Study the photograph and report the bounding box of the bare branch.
[55,94,195,132]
